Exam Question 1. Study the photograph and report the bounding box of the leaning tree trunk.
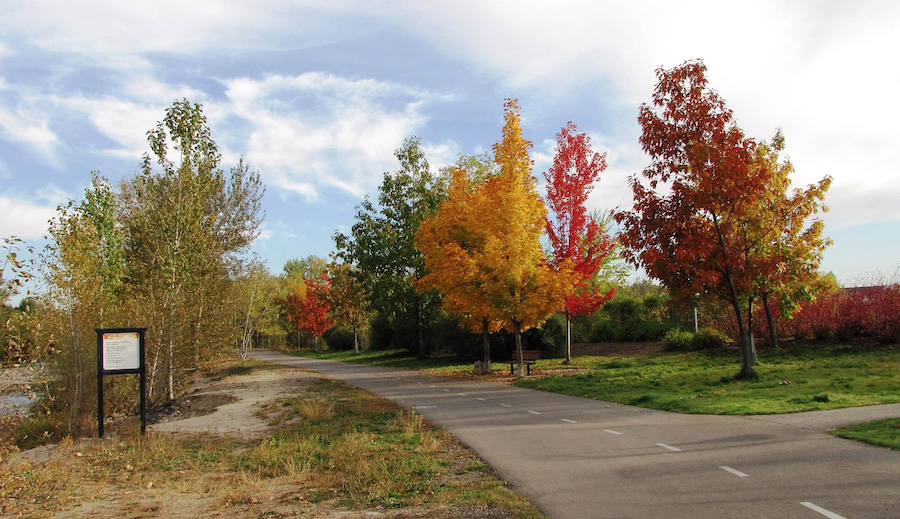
[564,308,572,365]
[762,292,779,349]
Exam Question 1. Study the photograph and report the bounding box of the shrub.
[663,329,694,351]
[693,328,730,350]
[663,328,730,351]
[368,316,394,351]
[589,319,616,342]
[861,285,900,344]
[323,326,355,351]
[428,316,479,358]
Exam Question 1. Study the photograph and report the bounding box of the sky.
[1,0,898,288]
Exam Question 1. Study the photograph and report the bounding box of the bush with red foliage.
[859,284,900,343]
[782,284,900,344]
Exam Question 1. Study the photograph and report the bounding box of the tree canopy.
[616,60,831,378]
[543,122,616,362]
[334,137,446,356]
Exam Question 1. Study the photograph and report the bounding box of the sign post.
[96,328,147,439]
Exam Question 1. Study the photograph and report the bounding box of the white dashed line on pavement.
[476,397,486,401]
[561,419,577,424]
[528,410,541,415]
[602,429,624,435]
[656,443,682,452]
[800,502,847,519]
[499,403,512,408]
[718,466,749,477]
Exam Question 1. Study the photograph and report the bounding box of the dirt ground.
[148,364,307,440]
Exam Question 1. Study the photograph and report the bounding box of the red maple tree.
[544,122,616,362]
[616,60,830,379]
[279,274,333,350]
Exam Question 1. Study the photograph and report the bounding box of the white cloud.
[390,1,900,228]
[0,103,59,162]
[0,0,360,71]
[421,142,457,172]
[219,72,444,200]
[0,193,59,239]
[50,73,206,160]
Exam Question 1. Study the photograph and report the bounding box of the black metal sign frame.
[96,328,147,439]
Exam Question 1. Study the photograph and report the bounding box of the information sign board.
[96,327,147,438]
[101,331,141,372]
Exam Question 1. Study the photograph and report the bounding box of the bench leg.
[526,363,531,376]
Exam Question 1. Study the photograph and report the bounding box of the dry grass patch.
[2,362,546,518]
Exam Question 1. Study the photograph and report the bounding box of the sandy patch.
[150,364,313,440]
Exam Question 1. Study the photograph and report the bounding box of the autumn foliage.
[417,99,571,377]
[780,284,900,344]
[617,60,831,378]
[543,122,616,361]
[278,274,333,347]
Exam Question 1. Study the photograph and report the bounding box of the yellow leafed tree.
[483,99,573,378]
[418,99,572,378]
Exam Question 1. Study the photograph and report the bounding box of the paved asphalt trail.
[248,350,900,519]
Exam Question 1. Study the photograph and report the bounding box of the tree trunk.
[415,298,426,359]
[194,303,204,365]
[762,292,779,349]
[353,326,359,354]
[713,213,756,378]
[167,331,175,403]
[513,318,525,380]
[723,268,757,379]
[482,317,491,371]
[564,308,572,365]
[748,296,758,361]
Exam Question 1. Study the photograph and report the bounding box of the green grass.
[520,344,900,414]
[831,418,900,450]
[296,344,900,415]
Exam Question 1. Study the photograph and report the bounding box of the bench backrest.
[520,350,541,361]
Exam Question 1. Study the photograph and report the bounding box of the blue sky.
[1,1,898,286]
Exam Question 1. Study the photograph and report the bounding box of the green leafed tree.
[327,260,370,354]
[334,137,445,357]
[43,174,128,432]
[122,99,264,403]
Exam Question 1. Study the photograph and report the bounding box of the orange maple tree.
[616,60,830,378]
[416,167,504,370]
[543,122,616,363]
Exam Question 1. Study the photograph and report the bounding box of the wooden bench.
[508,350,541,376]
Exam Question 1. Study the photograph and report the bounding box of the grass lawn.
[517,344,900,414]
[295,343,900,415]
[831,418,900,450]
